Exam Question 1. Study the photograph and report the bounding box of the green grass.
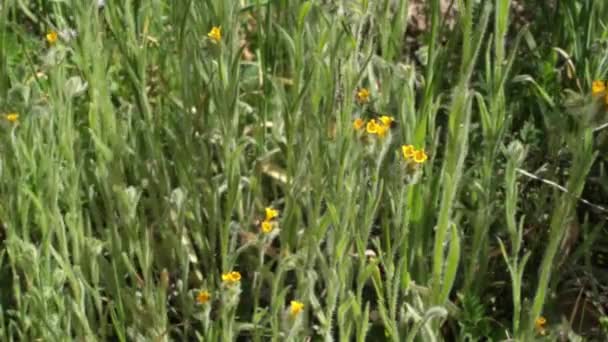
[0,0,607,340]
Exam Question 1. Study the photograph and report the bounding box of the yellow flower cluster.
[261,207,279,233]
[46,31,58,45]
[208,26,222,44]
[355,88,370,104]
[196,290,211,304]
[534,316,547,336]
[5,113,19,123]
[353,115,394,138]
[195,272,304,320]
[222,271,242,285]
[592,80,606,95]
[290,300,304,317]
[353,118,365,130]
[401,144,428,164]
[592,80,608,105]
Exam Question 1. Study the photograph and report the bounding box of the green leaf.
[297,1,313,30]
[439,223,460,304]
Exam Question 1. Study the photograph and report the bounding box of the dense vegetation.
[0,0,607,340]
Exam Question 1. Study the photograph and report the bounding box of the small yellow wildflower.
[353,118,365,130]
[592,80,606,96]
[289,300,304,317]
[375,122,389,138]
[535,316,547,336]
[46,31,58,45]
[379,115,394,127]
[208,26,222,43]
[355,88,370,104]
[5,113,19,123]
[265,207,279,221]
[221,271,241,285]
[196,290,211,304]
[401,145,415,159]
[366,119,380,134]
[261,220,273,233]
[412,149,428,164]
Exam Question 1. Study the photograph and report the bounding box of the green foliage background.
[0,0,607,341]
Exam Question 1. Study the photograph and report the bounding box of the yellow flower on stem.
[261,220,273,233]
[289,300,304,317]
[401,145,415,159]
[413,149,428,164]
[353,118,365,130]
[5,113,19,123]
[221,271,241,285]
[196,290,211,304]
[355,88,370,104]
[364,117,392,137]
[375,122,389,138]
[379,115,395,127]
[208,26,222,43]
[592,80,606,96]
[366,119,380,134]
[265,207,279,221]
[46,31,58,45]
[535,316,547,336]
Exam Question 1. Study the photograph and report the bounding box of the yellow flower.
[412,149,428,164]
[221,271,241,285]
[379,115,394,127]
[196,290,211,304]
[401,145,415,159]
[289,300,304,317]
[5,113,19,123]
[535,316,547,336]
[366,119,380,134]
[364,117,391,137]
[353,118,365,130]
[265,207,279,221]
[592,80,606,96]
[375,122,389,138]
[355,88,370,104]
[261,220,273,233]
[46,31,58,45]
[208,26,222,43]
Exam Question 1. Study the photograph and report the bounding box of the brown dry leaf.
[243,121,274,136]
[408,0,457,34]
[238,231,279,257]
[239,13,257,61]
[327,119,337,140]
[259,160,289,186]
[240,39,255,61]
